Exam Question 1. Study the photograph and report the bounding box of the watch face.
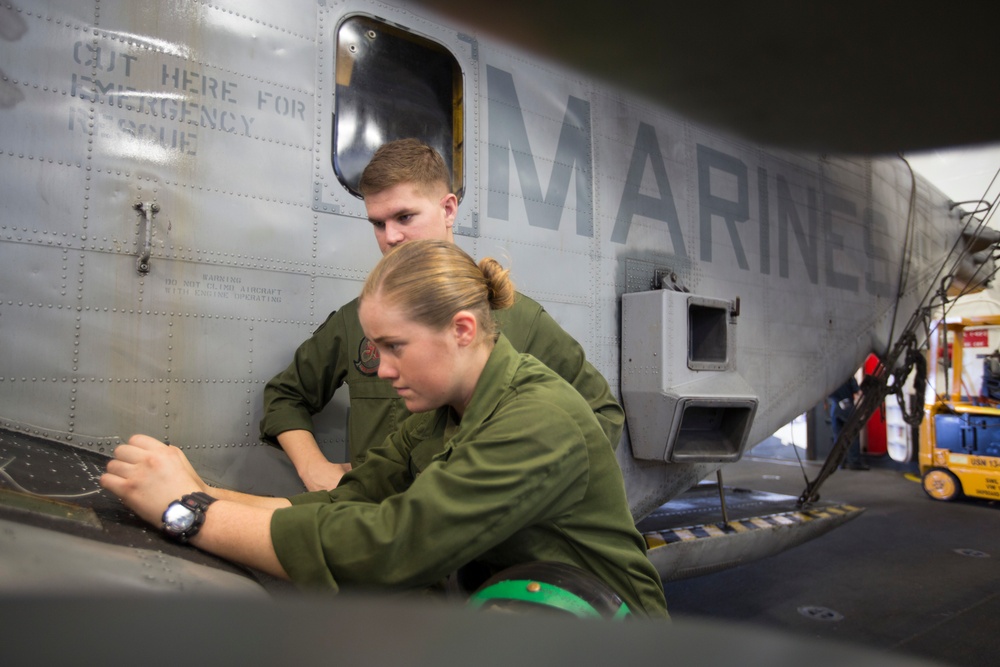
[163,502,196,533]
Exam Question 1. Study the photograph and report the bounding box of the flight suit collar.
[454,333,520,427]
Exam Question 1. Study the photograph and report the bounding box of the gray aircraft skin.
[0,0,990,596]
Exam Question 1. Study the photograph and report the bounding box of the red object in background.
[966,328,989,348]
[864,353,887,456]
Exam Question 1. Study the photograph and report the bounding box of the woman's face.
[358,293,467,414]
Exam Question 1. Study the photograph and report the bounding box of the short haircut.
[358,139,451,197]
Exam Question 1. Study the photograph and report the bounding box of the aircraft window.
[334,15,464,199]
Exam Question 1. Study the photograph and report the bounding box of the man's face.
[364,182,457,255]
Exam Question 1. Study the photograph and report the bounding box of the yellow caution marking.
[641,504,863,552]
[645,534,667,549]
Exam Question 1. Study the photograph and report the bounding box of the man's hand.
[100,434,208,526]
[301,460,352,492]
[276,429,352,491]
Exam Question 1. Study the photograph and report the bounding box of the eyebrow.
[368,207,415,225]
[369,334,402,345]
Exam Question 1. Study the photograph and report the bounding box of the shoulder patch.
[354,336,380,376]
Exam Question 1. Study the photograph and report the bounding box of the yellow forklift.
[921,314,1000,501]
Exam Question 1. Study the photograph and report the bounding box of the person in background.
[829,376,869,470]
[260,139,623,490]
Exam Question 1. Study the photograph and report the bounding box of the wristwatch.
[161,492,217,543]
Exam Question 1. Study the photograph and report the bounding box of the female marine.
[101,240,667,617]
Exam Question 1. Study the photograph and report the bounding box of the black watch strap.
[180,491,218,513]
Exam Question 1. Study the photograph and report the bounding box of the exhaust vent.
[671,400,756,461]
[621,289,758,463]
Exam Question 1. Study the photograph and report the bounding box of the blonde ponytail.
[361,240,514,341]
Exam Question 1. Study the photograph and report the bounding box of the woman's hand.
[100,434,208,526]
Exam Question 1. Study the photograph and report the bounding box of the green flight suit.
[260,293,624,466]
[270,335,668,617]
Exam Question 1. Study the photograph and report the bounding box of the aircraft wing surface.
[0,428,268,594]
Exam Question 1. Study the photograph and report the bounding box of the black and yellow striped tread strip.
[643,504,862,550]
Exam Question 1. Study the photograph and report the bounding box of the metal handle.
[133,201,159,274]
